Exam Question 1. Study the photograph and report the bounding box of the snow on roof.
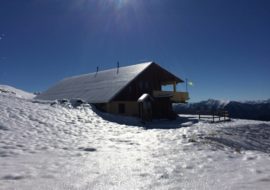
[138,93,154,102]
[36,62,153,103]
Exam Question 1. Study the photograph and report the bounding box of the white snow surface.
[0,85,35,99]
[1,87,270,190]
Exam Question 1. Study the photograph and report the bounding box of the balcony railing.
[153,91,189,103]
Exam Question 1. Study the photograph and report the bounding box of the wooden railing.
[198,110,230,122]
[153,91,189,103]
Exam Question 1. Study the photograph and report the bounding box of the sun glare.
[110,0,129,9]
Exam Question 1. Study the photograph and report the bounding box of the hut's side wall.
[113,63,182,102]
[113,64,162,101]
[105,101,139,116]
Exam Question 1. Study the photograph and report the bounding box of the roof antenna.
[95,66,99,77]
[117,61,119,74]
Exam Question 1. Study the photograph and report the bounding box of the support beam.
[173,81,176,92]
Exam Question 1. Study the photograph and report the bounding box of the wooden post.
[173,81,176,92]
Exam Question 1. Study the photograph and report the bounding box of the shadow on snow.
[205,123,270,153]
[93,106,199,129]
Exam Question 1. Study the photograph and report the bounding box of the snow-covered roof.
[138,93,154,102]
[36,62,153,103]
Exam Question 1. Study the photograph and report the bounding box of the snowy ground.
[1,87,270,190]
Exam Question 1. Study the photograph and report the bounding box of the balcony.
[153,91,189,103]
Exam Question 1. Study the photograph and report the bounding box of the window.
[118,103,125,114]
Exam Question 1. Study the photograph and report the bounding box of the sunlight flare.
[111,0,129,9]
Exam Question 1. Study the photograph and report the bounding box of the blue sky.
[0,0,270,102]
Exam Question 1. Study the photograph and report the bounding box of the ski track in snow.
[1,93,270,190]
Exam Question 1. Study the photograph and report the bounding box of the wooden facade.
[95,63,188,120]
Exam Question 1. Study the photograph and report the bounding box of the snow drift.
[0,84,35,99]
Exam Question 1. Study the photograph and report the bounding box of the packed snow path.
[1,92,270,189]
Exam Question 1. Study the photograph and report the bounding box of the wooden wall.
[106,101,139,116]
[101,63,181,119]
[113,64,161,101]
[113,63,181,102]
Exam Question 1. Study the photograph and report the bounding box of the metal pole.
[117,61,119,74]
[95,66,99,77]
[186,78,188,92]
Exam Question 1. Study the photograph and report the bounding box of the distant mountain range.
[174,99,270,121]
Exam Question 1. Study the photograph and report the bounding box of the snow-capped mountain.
[1,85,270,190]
[174,99,270,121]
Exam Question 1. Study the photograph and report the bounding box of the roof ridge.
[63,61,153,81]
[36,61,155,103]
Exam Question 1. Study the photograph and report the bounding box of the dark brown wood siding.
[111,63,180,119]
[112,64,164,101]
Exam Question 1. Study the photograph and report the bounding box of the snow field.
[0,87,270,190]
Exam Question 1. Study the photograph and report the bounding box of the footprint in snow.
[0,124,8,131]
[78,147,97,152]
[2,174,25,180]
